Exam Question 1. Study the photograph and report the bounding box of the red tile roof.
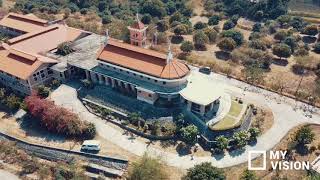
[0,45,44,80]
[0,13,48,33]
[97,39,190,79]
[130,21,145,30]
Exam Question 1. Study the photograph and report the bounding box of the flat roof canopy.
[180,71,224,106]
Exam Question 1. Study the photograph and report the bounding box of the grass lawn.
[209,115,237,131]
[209,100,246,131]
[229,100,243,117]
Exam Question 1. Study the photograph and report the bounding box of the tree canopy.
[272,43,292,60]
[183,162,225,180]
[128,153,168,180]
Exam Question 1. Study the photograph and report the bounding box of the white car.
[81,140,101,151]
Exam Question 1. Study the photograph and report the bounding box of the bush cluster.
[25,95,96,139]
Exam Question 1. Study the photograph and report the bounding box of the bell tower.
[128,13,148,47]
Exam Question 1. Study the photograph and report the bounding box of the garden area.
[209,98,249,131]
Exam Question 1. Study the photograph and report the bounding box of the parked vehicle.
[199,67,211,75]
[81,140,101,152]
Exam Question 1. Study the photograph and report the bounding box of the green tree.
[141,0,166,18]
[248,127,261,140]
[37,85,50,98]
[180,125,199,145]
[183,162,225,180]
[204,28,218,43]
[232,131,250,149]
[284,36,298,52]
[276,15,291,28]
[180,41,194,53]
[215,135,229,153]
[102,15,112,24]
[221,30,244,46]
[223,20,235,30]
[249,40,267,51]
[302,25,318,37]
[252,23,262,32]
[56,42,74,56]
[272,43,291,60]
[174,24,188,36]
[241,169,257,180]
[128,153,168,180]
[208,15,220,26]
[157,20,169,32]
[194,22,208,30]
[141,14,152,24]
[193,30,209,50]
[169,12,183,24]
[274,30,288,42]
[217,38,237,53]
[5,94,21,110]
[294,126,315,146]
[0,88,6,102]
[243,65,265,85]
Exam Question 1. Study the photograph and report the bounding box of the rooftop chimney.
[104,29,109,46]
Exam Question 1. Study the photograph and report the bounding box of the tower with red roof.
[128,13,148,47]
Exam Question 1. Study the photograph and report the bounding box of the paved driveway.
[50,70,320,169]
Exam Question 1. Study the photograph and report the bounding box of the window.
[148,94,151,97]
[154,80,158,83]
[120,69,123,71]
[147,77,150,80]
[127,71,129,74]
[133,73,136,76]
[138,90,141,93]
[140,75,143,78]
[33,77,37,81]
[48,70,53,74]
[162,82,166,85]
[41,74,45,78]
[40,70,43,73]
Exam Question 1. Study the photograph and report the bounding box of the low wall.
[0,131,128,170]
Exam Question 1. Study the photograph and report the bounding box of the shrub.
[252,23,262,32]
[180,41,194,53]
[141,14,152,24]
[221,30,244,46]
[25,95,96,139]
[128,153,168,180]
[193,30,209,51]
[232,131,250,149]
[241,169,257,180]
[204,28,218,43]
[294,126,315,146]
[215,136,229,153]
[208,15,220,26]
[302,25,319,36]
[223,20,235,30]
[102,15,112,24]
[217,38,236,53]
[272,43,291,60]
[249,40,267,51]
[6,94,22,110]
[194,21,208,30]
[56,42,74,56]
[248,127,260,140]
[180,125,198,145]
[183,162,225,180]
[36,85,50,98]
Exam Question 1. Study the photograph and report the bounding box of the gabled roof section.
[97,38,190,80]
[0,13,48,33]
[10,24,88,54]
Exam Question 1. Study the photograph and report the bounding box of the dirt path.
[0,170,20,180]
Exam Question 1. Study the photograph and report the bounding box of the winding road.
[50,70,320,169]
